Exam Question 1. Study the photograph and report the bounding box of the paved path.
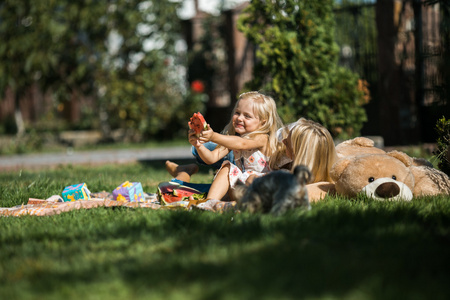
[0,146,194,171]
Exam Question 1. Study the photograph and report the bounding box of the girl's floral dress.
[219,149,270,188]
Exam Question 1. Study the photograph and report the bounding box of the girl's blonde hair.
[271,118,338,183]
[222,91,283,156]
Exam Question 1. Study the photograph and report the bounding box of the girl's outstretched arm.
[194,143,230,165]
[188,128,202,148]
[200,125,268,151]
[189,128,229,165]
[189,129,229,165]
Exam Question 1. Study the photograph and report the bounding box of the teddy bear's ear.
[386,150,413,167]
[350,137,375,147]
[330,158,352,182]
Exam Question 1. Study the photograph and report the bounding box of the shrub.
[434,116,450,175]
[238,0,369,139]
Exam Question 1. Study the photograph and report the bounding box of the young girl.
[194,91,283,202]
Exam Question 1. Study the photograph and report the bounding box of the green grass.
[1,162,450,300]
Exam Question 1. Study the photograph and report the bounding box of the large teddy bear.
[307,137,450,201]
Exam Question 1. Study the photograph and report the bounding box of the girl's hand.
[188,128,202,147]
[199,124,214,143]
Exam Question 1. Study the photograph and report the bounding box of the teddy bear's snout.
[361,178,413,201]
[375,182,400,198]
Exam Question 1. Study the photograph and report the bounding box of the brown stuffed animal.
[329,137,450,200]
[330,151,416,201]
[410,164,450,196]
[335,137,386,159]
[307,137,450,201]
[307,137,388,202]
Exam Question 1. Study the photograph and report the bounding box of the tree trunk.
[376,0,420,145]
[98,99,112,142]
[14,93,25,137]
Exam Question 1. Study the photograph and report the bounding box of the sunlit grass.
[1,163,450,300]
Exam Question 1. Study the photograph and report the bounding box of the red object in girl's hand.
[189,112,208,135]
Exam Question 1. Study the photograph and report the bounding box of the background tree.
[238,0,369,139]
[0,0,201,141]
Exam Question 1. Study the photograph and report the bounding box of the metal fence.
[334,0,448,145]
[334,2,380,137]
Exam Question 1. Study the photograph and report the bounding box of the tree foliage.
[434,117,450,175]
[0,0,203,140]
[238,0,369,139]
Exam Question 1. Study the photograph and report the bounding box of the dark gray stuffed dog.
[233,165,312,216]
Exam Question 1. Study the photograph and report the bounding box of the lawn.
[0,160,450,300]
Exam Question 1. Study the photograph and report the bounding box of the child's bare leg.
[165,160,199,183]
[206,164,230,200]
[246,174,258,186]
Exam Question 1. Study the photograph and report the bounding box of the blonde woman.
[270,118,338,201]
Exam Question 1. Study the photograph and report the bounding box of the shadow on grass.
[3,201,450,299]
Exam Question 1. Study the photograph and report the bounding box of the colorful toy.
[62,183,91,202]
[112,181,144,202]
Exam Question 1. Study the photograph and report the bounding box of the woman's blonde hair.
[222,91,283,156]
[271,118,337,183]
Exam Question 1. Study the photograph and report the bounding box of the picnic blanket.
[0,191,165,217]
[0,191,237,217]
